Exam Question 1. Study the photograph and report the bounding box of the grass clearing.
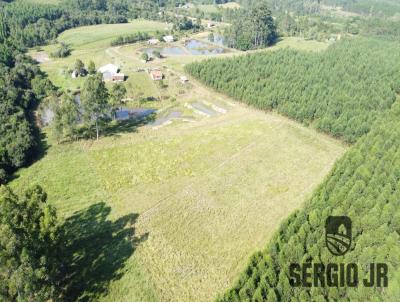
[12,105,346,301]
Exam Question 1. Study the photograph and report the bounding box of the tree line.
[185,37,400,143]
[217,93,400,302]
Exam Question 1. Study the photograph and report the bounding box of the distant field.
[58,21,170,50]
[29,20,168,94]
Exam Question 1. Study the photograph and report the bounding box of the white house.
[163,35,174,43]
[97,64,125,82]
[98,64,119,75]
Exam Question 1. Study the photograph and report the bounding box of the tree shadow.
[60,202,148,301]
[102,113,157,137]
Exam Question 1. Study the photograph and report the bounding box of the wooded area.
[186,38,400,142]
[217,96,400,302]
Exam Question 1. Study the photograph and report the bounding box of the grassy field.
[20,22,345,301]
[12,103,346,301]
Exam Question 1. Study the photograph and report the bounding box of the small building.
[71,70,78,78]
[163,35,174,43]
[98,64,119,75]
[180,76,188,84]
[112,73,125,82]
[148,38,159,45]
[207,22,215,28]
[150,70,163,81]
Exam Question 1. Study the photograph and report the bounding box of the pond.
[211,34,225,47]
[115,108,156,121]
[184,39,226,55]
[141,39,228,57]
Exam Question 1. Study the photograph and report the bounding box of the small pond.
[115,108,156,121]
[141,39,228,57]
[184,39,226,55]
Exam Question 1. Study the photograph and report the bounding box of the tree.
[153,49,161,58]
[81,73,109,140]
[74,59,85,76]
[87,60,96,75]
[0,185,61,301]
[141,52,149,62]
[51,93,79,142]
[109,83,127,119]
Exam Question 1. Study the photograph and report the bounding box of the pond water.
[184,39,226,55]
[141,39,228,57]
[211,34,225,47]
[115,108,156,121]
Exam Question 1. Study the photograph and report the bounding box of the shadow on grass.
[60,202,148,301]
[102,113,157,137]
[76,114,157,140]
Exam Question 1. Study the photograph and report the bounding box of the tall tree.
[81,73,109,140]
[0,185,61,301]
[51,93,79,142]
[109,83,127,119]
[87,60,96,75]
[74,59,85,76]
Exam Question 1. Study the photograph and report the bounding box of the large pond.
[141,39,228,57]
[184,39,226,55]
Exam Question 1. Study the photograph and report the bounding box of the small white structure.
[71,70,78,78]
[180,76,188,84]
[207,22,215,28]
[148,38,159,45]
[98,64,119,75]
[163,35,174,43]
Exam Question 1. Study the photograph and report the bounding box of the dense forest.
[217,99,400,301]
[185,38,400,143]
[0,38,55,184]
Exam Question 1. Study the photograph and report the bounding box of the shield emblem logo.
[325,216,352,256]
